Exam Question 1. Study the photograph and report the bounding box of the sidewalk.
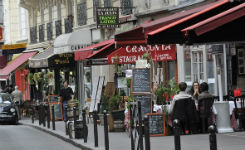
[20,118,245,150]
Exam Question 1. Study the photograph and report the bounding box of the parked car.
[0,93,19,124]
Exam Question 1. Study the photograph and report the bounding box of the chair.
[172,98,199,134]
[198,97,214,133]
[234,95,245,130]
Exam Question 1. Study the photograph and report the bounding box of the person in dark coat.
[198,82,214,133]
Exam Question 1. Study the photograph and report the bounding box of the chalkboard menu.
[134,94,151,117]
[132,68,151,93]
[147,113,164,136]
[49,95,60,102]
[50,103,63,120]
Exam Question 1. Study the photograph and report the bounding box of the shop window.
[237,48,245,75]
[104,0,112,7]
[121,0,132,15]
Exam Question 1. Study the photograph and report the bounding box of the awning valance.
[74,39,114,61]
[107,44,176,64]
[147,0,235,44]
[29,48,75,68]
[181,2,245,43]
[29,48,54,68]
[54,29,92,54]
[0,52,37,79]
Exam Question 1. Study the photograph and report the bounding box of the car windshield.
[0,94,12,104]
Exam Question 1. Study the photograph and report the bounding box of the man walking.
[11,86,23,119]
[60,80,74,121]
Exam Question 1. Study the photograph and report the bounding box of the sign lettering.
[97,7,119,28]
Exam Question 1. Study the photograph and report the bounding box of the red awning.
[147,0,234,44]
[75,39,114,61]
[107,45,176,64]
[0,51,37,78]
[115,0,227,44]
[182,3,245,36]
[86,43,115,59]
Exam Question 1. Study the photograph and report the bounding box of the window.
[18,5,28,40]
[57,0,61,20]
[41,9,44,24]
[121,0,132,15]
[49,6,52,22]
[93,0,100,21]
[104,0,112,7]
[238,48,245,75]
[77,2,87,26]
[67,0,73,16]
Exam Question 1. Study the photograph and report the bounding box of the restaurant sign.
[50,53,75,67]
[108,44,176,64]
[96,7,119,28]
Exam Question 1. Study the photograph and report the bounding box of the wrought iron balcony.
[47,22,53,40]
[121,0,132,15]
[39,24,44,42]
[55,20,62,37]
[64,16,73,33]
[30,26,37,44]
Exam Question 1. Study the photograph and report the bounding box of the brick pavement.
[19,118,245,150]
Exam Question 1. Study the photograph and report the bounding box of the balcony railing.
[64,16,73,33]
[47,22,53,40]
[121,0,133,15]
[39,24,44,42]
[30,26,37,44]
[55,20,62,37]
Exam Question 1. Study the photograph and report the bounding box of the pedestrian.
[60,80,74,121]
[11,86,23,120]
[198,82,214,133]
[188,81,200,106]
[169,82,192,134]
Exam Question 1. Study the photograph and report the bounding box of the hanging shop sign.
[1,43,27,55]
[96,7,120,28]
[108,44,176,64]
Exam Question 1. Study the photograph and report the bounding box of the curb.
[19,122,95,150]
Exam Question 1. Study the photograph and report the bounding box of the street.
[0,124,82,150]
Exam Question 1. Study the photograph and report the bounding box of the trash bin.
[74,120,83,139]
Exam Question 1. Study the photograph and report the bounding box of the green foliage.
[99,95,109,114]
[155,78,179,104]
[108,94,121,111]
[126,96,135,110]
[28,73,34,85]
[127,78,131,88]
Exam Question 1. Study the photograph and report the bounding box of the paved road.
[0,124,82,150]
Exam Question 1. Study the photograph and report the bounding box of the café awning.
[54,29,92,54]
[0,51,37,79]
[29,47,54,68]
[182,2,245,43]
[107,45,177,64]
[75,39,114,61]
[147,0,235,44]
[115,1,225,45]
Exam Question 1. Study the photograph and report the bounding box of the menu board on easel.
[131,68,152,117]
[89,77,99,113]
[94,76,105,112]
[49,103,63,120]
[146,113,165,136]
[132,68,151,93]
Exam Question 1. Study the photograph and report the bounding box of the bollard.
[52,105,55,130]
[82,109,88,143]
[42,104,46,127]
[38,105,41,125]
[208,125,217,150]
[32,105,34,124]
[47,104,50,129]
[173,119,181,150]
[73,107,77,125]
[65,105,68,135]
[104,110,109,150]
[144,115,151,150]
[93,111,98,147]
[137,101,144,150]
[129,104,134,150]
